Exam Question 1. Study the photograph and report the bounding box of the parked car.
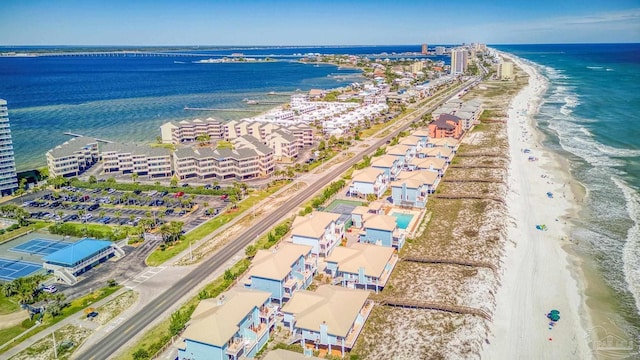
[164,208,174,215]
[42,285,57,294]
[220,194,228,200]
[173,191,184,198]
[86,311,99,319]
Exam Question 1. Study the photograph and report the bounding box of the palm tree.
[131,173,139,184]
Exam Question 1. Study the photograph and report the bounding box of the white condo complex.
[0,99,18,196]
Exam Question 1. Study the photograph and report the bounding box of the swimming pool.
[391,212,414,230]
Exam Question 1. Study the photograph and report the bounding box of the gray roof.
[273,130,297,143]
[47,136,98,158]
[101,142,170,157]
[174,146,259,160]
[234,135,273,156]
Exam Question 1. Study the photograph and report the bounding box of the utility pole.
[52,331,58,359]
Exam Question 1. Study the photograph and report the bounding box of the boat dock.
[63,132,113,143]
[243,99,284,105]
[183,107,257,112]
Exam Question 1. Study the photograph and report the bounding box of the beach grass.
[352,74,524,359]
[0,285,121,355]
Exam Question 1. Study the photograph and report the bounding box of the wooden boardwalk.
[378,298,492,321]
[431,194,506,204]
[442,178,505,184]
[449,165,504,169]
[457,153,509,159]
[402,256,498,273]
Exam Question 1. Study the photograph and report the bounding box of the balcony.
[225,338,244,357]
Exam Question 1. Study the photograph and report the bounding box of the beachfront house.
[399,135,426,152]
[386,144,415,166]
[359,214,405,249]
[390,170,439,209]
[412,128,430,144]
[282,285,373,357]
[244,243,317,303]
[291,212,344,257]
[418,146,454,164]
[325,243,398,293]
[371,154,402,180]
[348,168,388,199]
[426,137,459,153]
[177,288,275,360]
[409,157,447,177]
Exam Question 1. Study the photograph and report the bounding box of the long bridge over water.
[0,51,302,58]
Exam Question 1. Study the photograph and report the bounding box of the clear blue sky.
[1,0,638,45]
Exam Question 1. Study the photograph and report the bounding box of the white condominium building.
[46,136,99,178]
[101,143,172,178]
[450,49,468,75]
[0,99,17,196]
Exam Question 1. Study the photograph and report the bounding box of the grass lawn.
[146,181,290,266]
[0,285,122,355]
[0,221,50,245]
[0,318,37,350]
[0,293,21,315]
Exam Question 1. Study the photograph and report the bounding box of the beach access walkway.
[378,298,492,321]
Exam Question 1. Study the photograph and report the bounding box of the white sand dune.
[482,54,592,359]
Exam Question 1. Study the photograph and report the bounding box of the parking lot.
[17,186,231,232]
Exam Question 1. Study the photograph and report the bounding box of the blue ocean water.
[0,45,450,171]
[495,44,640,331]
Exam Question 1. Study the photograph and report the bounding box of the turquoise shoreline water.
[496,44,640,340]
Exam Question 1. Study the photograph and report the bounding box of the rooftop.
[43,238,112,266]
[182,288,271,347]
[248,243,313,281]
[363,214,397,232]
[351,168,384,183]
[282,285,369,338]
[325,243,395,278]
[292,212,341,239]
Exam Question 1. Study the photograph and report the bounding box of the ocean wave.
[548,119,627,167]
[595,144,640,158]
[586,66,604,70]
[614,177,640,317]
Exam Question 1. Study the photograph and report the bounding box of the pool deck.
[386,207,424,237]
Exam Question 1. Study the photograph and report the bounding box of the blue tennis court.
[0,258,42,281]
[10,238,72,256]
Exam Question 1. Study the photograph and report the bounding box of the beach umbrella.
[548,312,560,322]
[550,309,560,315]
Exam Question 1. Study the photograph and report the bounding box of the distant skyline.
[1,0,639,45]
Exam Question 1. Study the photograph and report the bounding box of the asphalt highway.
[82,78,477,360]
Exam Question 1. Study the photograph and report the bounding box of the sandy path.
[483,54,591,359]
[0,309,28,330]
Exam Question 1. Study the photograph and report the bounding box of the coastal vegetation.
[352,65,526,360]
[0,283,121,355]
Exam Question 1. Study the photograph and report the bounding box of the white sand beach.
[483,55,592,359]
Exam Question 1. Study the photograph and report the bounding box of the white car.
[42,285,57,293]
